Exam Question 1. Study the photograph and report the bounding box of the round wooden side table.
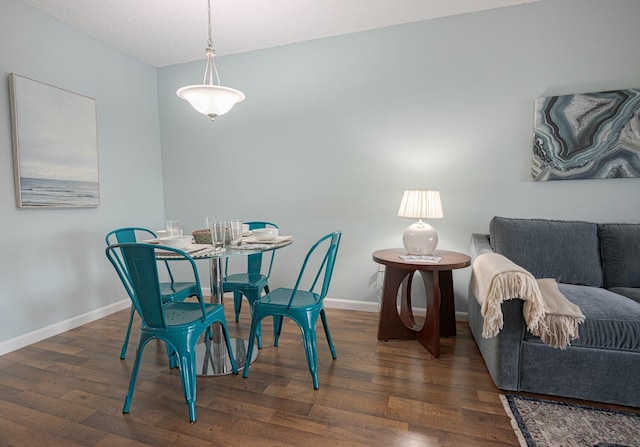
[372,248,471,358]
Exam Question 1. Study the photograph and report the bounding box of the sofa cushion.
[523,284,640,351]
[598,223,640,288]
[489,217,603,287]
[608,287,640,304]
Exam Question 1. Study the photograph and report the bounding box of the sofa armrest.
[471,233,493,259]
[468,294,526,390]
[468,233,527,390]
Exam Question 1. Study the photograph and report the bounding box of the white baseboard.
[0,293,468,356]
[323,298,380,312]
[323,298,468,322]
[0,300,131,356]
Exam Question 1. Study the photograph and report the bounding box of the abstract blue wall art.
[532,88,640,181]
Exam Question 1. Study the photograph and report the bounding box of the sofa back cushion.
[489,216,603,287]
[598,223,640,288]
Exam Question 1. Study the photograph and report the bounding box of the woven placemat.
[192,229,211,244]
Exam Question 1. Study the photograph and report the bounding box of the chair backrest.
[225,221,279,278]
[105,227,157,245]
[287,231,342,308]
[106,227,177,284]
[105,243,206,329]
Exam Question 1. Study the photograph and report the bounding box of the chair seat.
[162,302,222,326]
[223,273,267,290]
[255,288,320,309]
[161,282,200,302]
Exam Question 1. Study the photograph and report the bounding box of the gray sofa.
[468,216,640,408]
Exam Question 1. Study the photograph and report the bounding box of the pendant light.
[176,0,245,121]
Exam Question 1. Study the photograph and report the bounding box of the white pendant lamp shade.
[176,84,245,120]
[398,190,444,255]
[176,0,244,121]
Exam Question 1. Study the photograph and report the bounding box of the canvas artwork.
[532,88,640,181]
[9,74,99,208]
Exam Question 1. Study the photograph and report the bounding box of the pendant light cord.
[207,0,213,49]
[204,0,221,86]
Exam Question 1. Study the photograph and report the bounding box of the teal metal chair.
[105,242,237,423]
[223,221,279,349]
[242,231,342,389]
[106,227,199,360]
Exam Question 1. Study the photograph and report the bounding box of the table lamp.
[398,190,444,255]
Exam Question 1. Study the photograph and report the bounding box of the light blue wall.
[0,0,165,346]
[2,0,640,350]
[158,0,640,313]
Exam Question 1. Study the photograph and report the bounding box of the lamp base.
[402,221,438,255]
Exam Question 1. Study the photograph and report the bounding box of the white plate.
[242,235,293,244]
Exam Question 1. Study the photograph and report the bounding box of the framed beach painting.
[9,74,99,208]
[532,88,640,181]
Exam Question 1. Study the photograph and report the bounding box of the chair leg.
[256,321,263,350]
[167,344,179,368]
[242,316,262,378]
[176,346,198,423]
[123,334,152,414]
[243,289,263,350]
[233,291,243,322]
[320,309,337,359]
[218,322,238,375]
[273,316,284,347]
[120,304,136,359]
[233,291,263,349]
[301,326,320,389]
[249,292,263,350]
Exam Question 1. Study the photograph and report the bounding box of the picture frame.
[9,73,99,208]
[532,88,640,181]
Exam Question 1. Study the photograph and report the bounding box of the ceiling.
[22,0,543,67]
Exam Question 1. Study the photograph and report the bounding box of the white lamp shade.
[398,190,443,219]
[176,84,245,120]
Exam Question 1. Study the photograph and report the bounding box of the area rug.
[501,394,640,447]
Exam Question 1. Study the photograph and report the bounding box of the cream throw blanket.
[471,253,585,349]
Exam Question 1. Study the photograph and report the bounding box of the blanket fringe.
[531,314,585,350]
[481,272,543,339]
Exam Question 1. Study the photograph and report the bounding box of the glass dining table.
[156,236,293,376]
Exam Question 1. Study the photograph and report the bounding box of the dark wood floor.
[1,302,636,446]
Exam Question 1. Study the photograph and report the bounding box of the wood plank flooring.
[0,301,636,446]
